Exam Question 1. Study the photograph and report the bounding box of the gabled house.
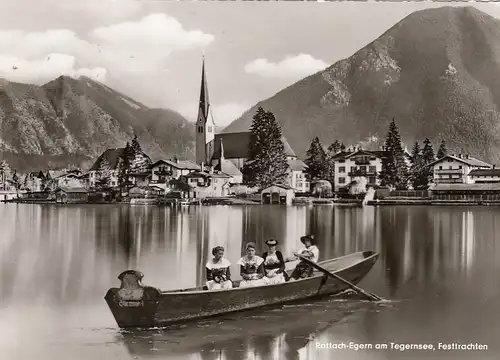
[150,158,200,191]
[182,171,231,198]
[287,159,309,193]
[427,153,492,185]
[89,147,152,188]
[331,149,388,191]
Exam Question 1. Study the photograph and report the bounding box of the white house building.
[331,149,388,191]
[428,154,492,184]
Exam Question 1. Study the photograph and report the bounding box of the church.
[194,58,309,192]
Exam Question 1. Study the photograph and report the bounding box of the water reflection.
[1,204,499,360]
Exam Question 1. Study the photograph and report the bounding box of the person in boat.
[289,234,320,280]
[206,246,233,290]
[261,238,287,284]
[237,242,266,288]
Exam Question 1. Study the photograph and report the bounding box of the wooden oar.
[298,256,383,301]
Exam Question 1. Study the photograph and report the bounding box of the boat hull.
[105,250,379,328]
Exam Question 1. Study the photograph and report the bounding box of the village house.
[468,167,500,183]
[181,170,231,198]
[51,170,85,189]
[428,153,492,184]
[194,57,309,191]
[89,147,152,188]
[150,158,200,188]
[331,149,388,191]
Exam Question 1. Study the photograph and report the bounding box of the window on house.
[198,126,203,133]
[208,126,213,132]
[369,166,376,172]
[439,166,443,170]
[339,166,345,173]
[459,166,462,169]
[339,177,345,184]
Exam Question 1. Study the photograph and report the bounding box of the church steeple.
[196,55,216,165]
[198,56,210,123]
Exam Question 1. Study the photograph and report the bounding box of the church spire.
[198,55,210,123]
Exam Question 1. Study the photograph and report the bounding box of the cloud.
[0,53,106,83]
[0,12,214,83]
[177,102,250,127]
[90,13,214,74]
[244,53,328,78]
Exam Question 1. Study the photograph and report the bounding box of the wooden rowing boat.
[104,250,379,329]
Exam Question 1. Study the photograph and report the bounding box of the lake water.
[0,203,499,360]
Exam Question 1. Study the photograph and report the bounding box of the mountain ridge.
[0,75,196,172]
[223,6,500,164]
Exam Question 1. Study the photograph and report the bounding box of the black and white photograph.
[1,0,499,359]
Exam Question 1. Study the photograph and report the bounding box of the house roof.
[214,159,242,176]
[90,148,125,171]
[469,169,500,176]
[210,132,296,160]
[152,159,200,171]
[331,150,390,160]
[428,154,492,168]
[430,183,500,191]
[56,187,88,193]
[288,159,307,171]
[185,171,231,179]
[262,183,294,191]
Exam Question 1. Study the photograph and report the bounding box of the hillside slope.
[0,76,195,171]
[224,6,500,163]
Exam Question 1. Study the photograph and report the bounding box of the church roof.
[214,159,242,176]
[210,132,296,160]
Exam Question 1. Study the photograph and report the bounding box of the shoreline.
[3,197,500,206]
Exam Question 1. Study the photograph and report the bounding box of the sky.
[1,0,500,127]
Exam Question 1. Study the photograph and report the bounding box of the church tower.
[195,56,216,166]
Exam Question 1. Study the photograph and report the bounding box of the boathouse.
[430,183,500,201]
[55,187,89,204]
[261,184,295,205]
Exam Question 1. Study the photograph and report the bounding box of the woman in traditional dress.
[205,246,233,290]
[261,238,287,284]
[237,242,266,288]
[289,234,320,280]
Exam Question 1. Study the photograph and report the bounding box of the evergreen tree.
[95,158,112,188]
[421,138,436,186]
[242,107,289,189]
[409,141,427,189]
[378,118,409,190]
[327,140,341,155]
[304,137,327,180]
[10,171,20,190]
[118,142,134,189]
[131,134,142,155]
[437,139,447,159]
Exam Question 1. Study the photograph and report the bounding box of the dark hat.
[300,234,315,245]
[245,242,256,250]
[265,238,278,246]
[212,246,224,256]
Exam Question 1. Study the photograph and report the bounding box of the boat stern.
[104,270,162,328]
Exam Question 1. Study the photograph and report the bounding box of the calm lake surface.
[0,203,499,360]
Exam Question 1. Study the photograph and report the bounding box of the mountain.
[0,76,195,172]
[224,6,500,163]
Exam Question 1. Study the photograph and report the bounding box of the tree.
[95,158,112,189]
[327,140,341,154]
[10,171,20,191]
[437,139,447,159]
[378,118,409,190]
[304,137,327,180]
[0,160,11,190]
[421,138,436,186]
[241,107,289,189]
[117,142,134,189]
[409,141,427,189]
[131,134,142,154]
